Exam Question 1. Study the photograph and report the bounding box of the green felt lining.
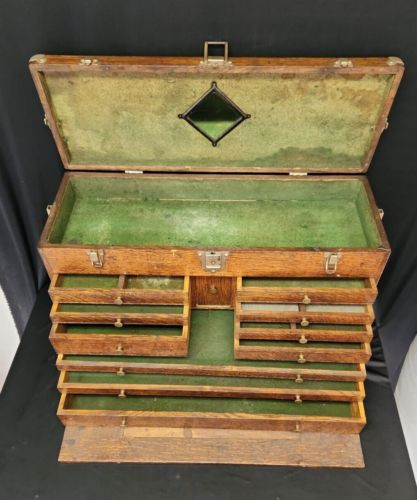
[58,275,184,290]
[48,176,382,248]
[66,394,353,417]
[66,371,356,391]
[44,71,394,170]
[58,304,183,314]
[242,278,366,288]
[64,325,183,336]
[64,310,359,371]
[239,340,362,349]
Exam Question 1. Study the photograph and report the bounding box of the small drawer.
[57,391,366,433]
[50,302,187,326]
[57,369,365,403]
[237,302,374,325]
[238,322,373,344]
[237,277,377,304]
[50,322,189,357]
[49,274,189,305]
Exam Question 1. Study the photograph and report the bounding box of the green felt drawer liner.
[240,323,364,331]
[49,177,382,248]
[58,275,184,290]
[66,394,353,417]
[66,371,357,391]
[57,304,183,314]
[242,278,366,288]
[64,325,183,336]
[239,340,362,349]
[64,310,358,371]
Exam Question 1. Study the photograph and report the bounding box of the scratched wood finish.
[57,392,366,433]
[237,278,378,304]
[56,355,367,382]
[29,54,403,175]
[58,426,365,467]
[191,277,235,308]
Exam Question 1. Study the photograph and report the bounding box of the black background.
[0,2,417,497]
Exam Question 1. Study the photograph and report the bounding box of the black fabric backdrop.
[0,0,416,387]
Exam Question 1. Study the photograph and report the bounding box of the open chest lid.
[29,42,404,174]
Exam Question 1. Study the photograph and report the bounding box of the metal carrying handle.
[203,41,229,64]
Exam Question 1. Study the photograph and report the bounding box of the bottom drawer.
[58,392,366,433]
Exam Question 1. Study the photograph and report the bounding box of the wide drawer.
[237,277,377,304]
[57,392,366,433]
[50,322,189,357]
[50,303,187,326]
[57,369,365,402]
[57,354,367,383]
[49,274,188,304]
[236,302,374,325]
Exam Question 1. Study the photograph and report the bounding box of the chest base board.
[59,425,364,467]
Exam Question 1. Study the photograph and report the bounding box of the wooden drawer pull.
[295,374,303,384]
[116,344,124,353]
[294,395,303,404]
[118,389,127,398]
[114,319,123,328]
[116,367,125,377]
[302,294,311,305]
[114,296,123,305]
[300,318,309,327]
[297,354,306,364]
[299,334,308,344]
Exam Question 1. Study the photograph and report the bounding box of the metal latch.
[198,251,229,272]
[86,249,104,268]
[324,252,341,274]
[201,41,232,65]
[334,58,353,68]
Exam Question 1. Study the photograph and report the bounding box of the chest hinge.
[324,252,341,275]
[198,251,229,273]
[86,249,104,268]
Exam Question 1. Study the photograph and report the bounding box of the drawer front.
[57,370,365,402]
[50,323,189,357]
[237,277,377,304]
[58,392,366,433]
[49,274,188,304]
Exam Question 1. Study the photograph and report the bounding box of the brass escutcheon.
[209,285,218,295]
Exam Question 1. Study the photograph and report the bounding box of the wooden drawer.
[50,302,187,326]
[49,274,189,305]
[238,322,373,344]
[237,277,377,304]
[50,321,189,357]
[57,354,367,383]
[236,302,374,325]
[57,391,366,433]
[57,369,365,403]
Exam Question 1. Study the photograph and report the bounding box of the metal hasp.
[86,249,104,268]
[198,251,229,273]
[201,41,231,66]
[324,252,341,275]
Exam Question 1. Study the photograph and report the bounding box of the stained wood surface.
[191,277,235,308]
[58,425,365,467]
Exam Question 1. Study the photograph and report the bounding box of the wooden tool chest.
[30,42,403,466]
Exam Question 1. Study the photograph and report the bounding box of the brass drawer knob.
[295,422,301,432]
[297,354,306,364]
[294,395,303,404]
[208,285,218,295]
[121,417,127,427]
[114,296,123,305]
[114,319,123,328]
[295,374,303,384]
[116,367,125,377]
[118,389,127,398]
[302,294,311,305]
[116,344,124,353]
[300,318,309,327]
[299,334,308,344]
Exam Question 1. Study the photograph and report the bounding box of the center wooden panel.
[191,277,235,308]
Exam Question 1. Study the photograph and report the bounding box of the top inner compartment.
[29,51,403,173]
